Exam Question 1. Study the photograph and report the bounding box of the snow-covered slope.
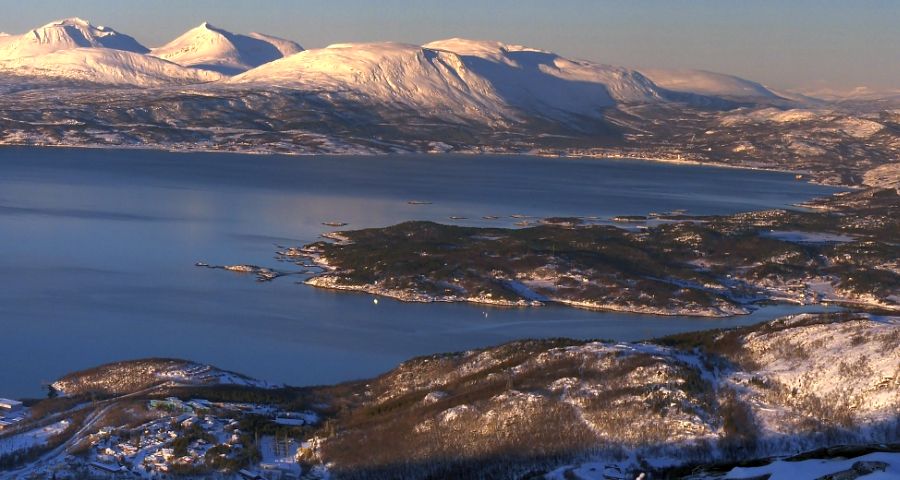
[0,17,148,61]
[639,68,780,99]
[0,18,222,86]
[232,42,512,121]
[246,31,303,58]
[151,22,303,75]
[233,38,667,123]
[425,38,664,107]
[1,48,222,86]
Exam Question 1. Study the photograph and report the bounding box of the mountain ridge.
[0,17,789,110]
[0,47,223,86]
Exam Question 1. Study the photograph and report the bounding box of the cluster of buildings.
[84,408,237,476]
[1,393,318,479]
[78,398,316,479]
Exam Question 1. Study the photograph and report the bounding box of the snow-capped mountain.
[0,19,892,186]
[0,17,148,61]
[232,38,673,123]
[3,47,222,86]
[424,38,664,106]
[638,68,780,99]
[0,18,222,86]
[231,41,512,122]
[0,18,794,116]
[151,22,303,75]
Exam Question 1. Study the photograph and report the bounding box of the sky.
[1,0,898,93]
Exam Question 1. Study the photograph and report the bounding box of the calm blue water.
[0,147,843,398]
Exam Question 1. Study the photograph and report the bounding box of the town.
[0,360,327,479]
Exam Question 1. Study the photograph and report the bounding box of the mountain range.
[0,18,896,187]
[0,18,783,103]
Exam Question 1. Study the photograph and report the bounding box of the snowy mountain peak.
[192,21,229,35]
[0,17,148,61]
[42,17,93,28]
[151,23,302,75]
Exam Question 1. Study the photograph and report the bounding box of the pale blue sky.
[1,0,898,92]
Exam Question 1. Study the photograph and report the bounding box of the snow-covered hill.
[0,17,147,61]
[151,22,302,75]
[0,48,222,86]
[232,38,672,123]
[639,68,781,99]
[425,38,664,107]
[232,41,514,122]
[305,313,900,478]
[52,358,273,396]
[0,18,225,86]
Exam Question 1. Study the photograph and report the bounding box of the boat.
[407,200,433,205]
[322,222,348,227]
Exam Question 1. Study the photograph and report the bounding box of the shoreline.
[303,273,749,318]
[302,272,897,319]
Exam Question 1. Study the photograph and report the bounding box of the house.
[0,398,23,412]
